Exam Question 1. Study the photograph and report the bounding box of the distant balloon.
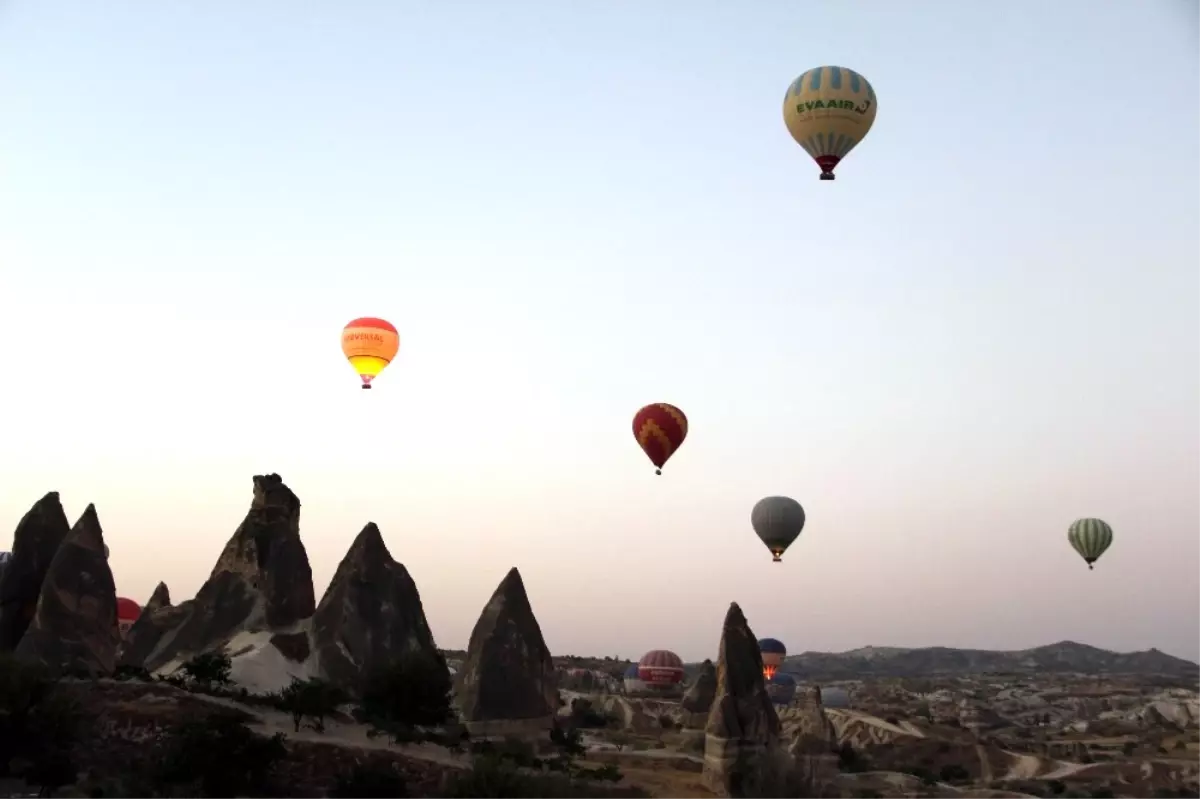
[766,672,797,705]
[116,596,141,639]
[341,317,400,390]
[637,649,685,687]
[751,496,806,562]
[783,66,878,181]
[758,637,787,679]
[632,403,688,475]
[1067,518,1113,570]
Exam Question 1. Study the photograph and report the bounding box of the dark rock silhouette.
[138,474,315,671]
[117,581,192,668]
[312,522,439,693]
[703,602,782,795]
[682,658,718,727]
[0,491,71,651]
[14,504,121,674]
[456,567,557,735]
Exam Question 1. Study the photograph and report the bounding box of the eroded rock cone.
[456,567,557,735]
[142,474,315,671]
[0,491,71,651]
[682,658,718,726]
[788,684,837,755]
[312,522,439,693]
[118,581,191,668]
[703,602,782,796]
[14,504,121,675]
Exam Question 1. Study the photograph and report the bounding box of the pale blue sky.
[1,1,1197,662]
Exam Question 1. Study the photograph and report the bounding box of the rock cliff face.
[682,659,718,727]
[311,522,439,693]
[456,567,557,735]
[14,504,122,674]
[140,474,315,671]
[703,602,782,796]
[0,491,71,651]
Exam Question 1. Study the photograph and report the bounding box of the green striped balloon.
[1067,518,1113,570]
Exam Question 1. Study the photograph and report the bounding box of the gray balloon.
[751,496,806,563]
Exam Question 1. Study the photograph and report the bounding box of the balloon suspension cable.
[772,553,783,563]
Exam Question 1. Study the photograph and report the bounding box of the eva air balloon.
[783,66,877,181]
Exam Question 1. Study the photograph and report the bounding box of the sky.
[1,1,1197,664]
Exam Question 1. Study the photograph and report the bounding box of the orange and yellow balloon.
[341,317,399,390]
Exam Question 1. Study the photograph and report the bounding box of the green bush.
[329,760,410,798]
[154,713,287,797]
[439,754,648,798]
[276,676,348,733]
[359,651,453,729]
[179,651,232,688]
[0,654,83,796]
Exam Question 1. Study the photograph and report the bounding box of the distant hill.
[779,641,1200,679]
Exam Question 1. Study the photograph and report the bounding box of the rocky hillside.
[782,641,1199,679]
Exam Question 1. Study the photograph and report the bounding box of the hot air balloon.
[1067,518,1113,570]
[783,66,877,181]
[116,597,141,638]
[632,403,688,475]
[758,637,787,679]
[752,496,806,562]
[341,317,400,389]
[638,649,685,688]
[766,672,797,706]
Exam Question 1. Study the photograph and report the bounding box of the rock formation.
[311,522,439,693]
[703,602,782,796]
[682,659,718,726]
[0,491,71,650]
[456,567,557,735]
[787,684,837,755]
[117,582,193,668]
[14,504,122,674]
[135,474,315,672]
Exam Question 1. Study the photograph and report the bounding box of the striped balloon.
[632,403,688,475]
[341,317,400,389]
[1067,518,1113,570]
[782,65,878,181]
[637,649,684,686]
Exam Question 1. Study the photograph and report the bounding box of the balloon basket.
[361,384,372,390]
[819,173,835,181]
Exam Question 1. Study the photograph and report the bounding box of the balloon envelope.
[766,672,797,705]
[632,403,688,474]
[1067,518,1113,570]
[783,66,877,180]
[751,496,806,562]
[341,317,400,389]
[637,649,685,686]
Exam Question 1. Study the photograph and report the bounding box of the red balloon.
[632,403,688,475]
[637,649,684,686]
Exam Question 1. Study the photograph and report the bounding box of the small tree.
[277,676,348,733]
[181,651,232,689]
[358,650,453,729]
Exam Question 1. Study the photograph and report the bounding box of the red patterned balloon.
[632,403,688,475]
[637,649,684,686]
